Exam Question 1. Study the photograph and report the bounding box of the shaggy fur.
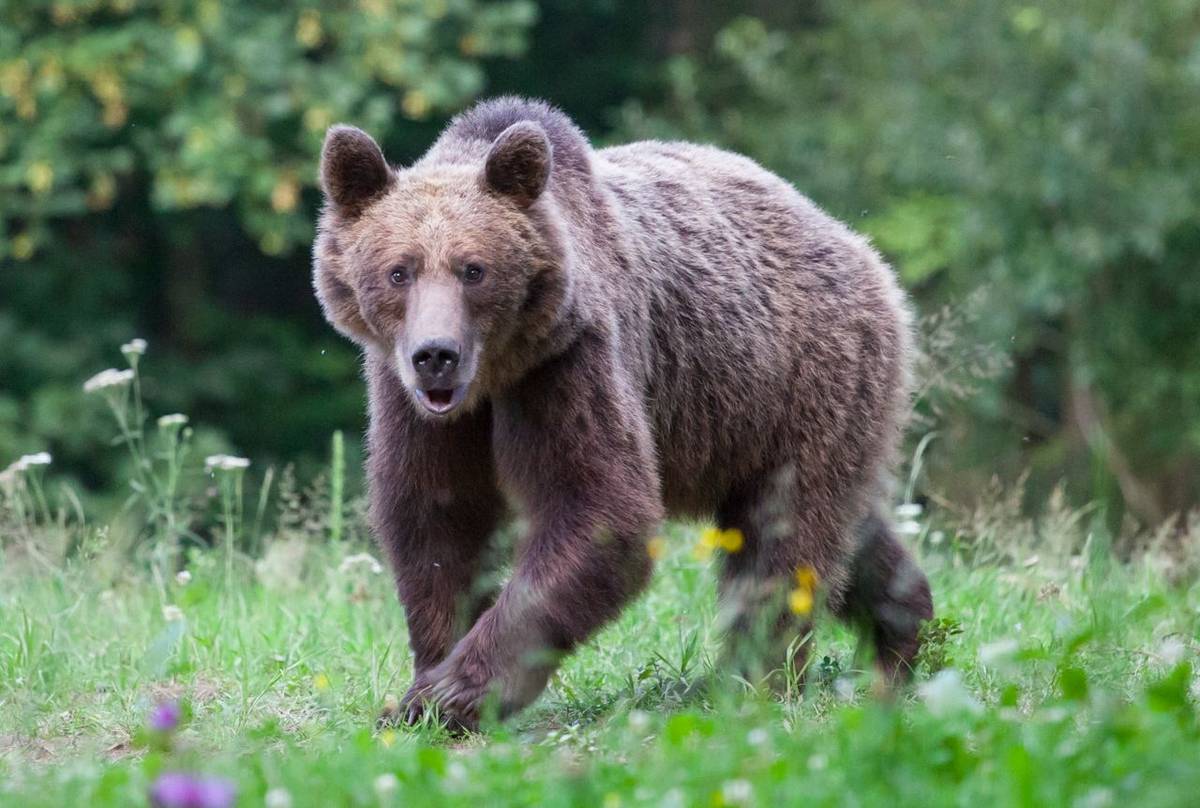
[312,97,933,729]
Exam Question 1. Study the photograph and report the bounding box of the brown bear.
[312,97,932,730]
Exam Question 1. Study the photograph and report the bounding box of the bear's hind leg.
[832,509,933,685]
[715,468,850,688]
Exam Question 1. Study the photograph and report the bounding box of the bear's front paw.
[420,652,498,733]
[378,675,434,728]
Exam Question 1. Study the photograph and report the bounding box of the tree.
[0,0,536,257]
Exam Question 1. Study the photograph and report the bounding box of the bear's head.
[312,121,570,419]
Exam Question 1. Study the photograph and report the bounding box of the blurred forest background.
[1,0,1198,531]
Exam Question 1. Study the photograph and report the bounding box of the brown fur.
[312,97,933,729]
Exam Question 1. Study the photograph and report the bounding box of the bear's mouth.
[416,386,465,416]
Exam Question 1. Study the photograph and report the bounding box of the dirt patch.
[0,732,78,764]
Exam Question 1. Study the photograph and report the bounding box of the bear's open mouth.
[416,386,464,415]
[427,389,453,407]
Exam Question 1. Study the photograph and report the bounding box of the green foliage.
[0,1,539,493]
[2,513,1199,805]
[0,0,536,257]
[619,0,1200,518]
[916,616,964,675]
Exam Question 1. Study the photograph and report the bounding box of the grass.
[2,350,1198,806]
[1,517,1198,807]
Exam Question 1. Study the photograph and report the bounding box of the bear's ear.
[483,121,552,208]
[320,125,394,218]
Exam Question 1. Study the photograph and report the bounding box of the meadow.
[3,3,1199,806]
[2,351,1199,807]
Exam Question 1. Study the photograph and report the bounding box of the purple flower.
[148,700,182,733]
[150,772,236,808]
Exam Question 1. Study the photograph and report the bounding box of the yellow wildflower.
[379,729,397,748]
[788,587,814,616]
[717,528,744,553]
[794,566,819,589]
[693,527,719,561]
[646,536,667,561]
[699,526,744,554]
[312,673,330,692]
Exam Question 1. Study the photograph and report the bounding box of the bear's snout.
[398,278,478,417]
[406,336,470,416]
[411,338,461,385]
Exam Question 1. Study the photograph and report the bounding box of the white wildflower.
[121,338,148,357]
[18,452,52,468]
[162,604,184,622]
[1076,787,1115,808]
[1158,636,1186,667]
[205,454,250,472]
[373,773,398,798]
[979,638,1021,672]
[175,570,192,586]
[2,452,52,481]
[338,552,384,575]
[83,368,135,393]
[895,502,923,519]
[157,413,189,429]
[746,727,769,746]
[807,753,828,771]
[445,760,468,786]
[897,520,922,537]
[627,709,650,733]
[918,669,982,717]
[833,675,856,701]
[264,787,293,808]
[721,779,754,806]
[659,788,686,808]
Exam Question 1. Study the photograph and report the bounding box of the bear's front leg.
[417,334,663,729]
[364,360,506,725]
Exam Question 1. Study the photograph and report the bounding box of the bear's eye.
[388,266,410,286]
[462,263,486,285]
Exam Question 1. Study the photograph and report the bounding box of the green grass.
[1,521,1198,807]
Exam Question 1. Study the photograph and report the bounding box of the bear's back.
[588,141,910,516]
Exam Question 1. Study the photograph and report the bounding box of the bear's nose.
[411,339,461,383]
